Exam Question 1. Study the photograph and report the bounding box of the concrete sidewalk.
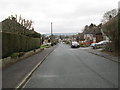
[81,47,118,62]
[2,45,57,88]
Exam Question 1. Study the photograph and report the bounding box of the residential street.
[2,45,57,88]
[24,44,118,88]
[1,0,119,89]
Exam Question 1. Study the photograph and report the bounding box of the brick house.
[83,26,103,44]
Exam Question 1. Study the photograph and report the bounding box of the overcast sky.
[0,0,119,34]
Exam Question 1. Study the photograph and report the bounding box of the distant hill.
[44,32,78,36]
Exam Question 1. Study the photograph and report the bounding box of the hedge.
[2,32,40,58]
[102,15,118,52]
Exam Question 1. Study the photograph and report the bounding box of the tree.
[101,9,117,23]
[102,15,118,52]
[5,14,35,35]
[82,25,88,33]
[89,23,96,28]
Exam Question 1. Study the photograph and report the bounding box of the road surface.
[25,44,118,88]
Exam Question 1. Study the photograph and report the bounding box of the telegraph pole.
[51,22,53,36]
[51,22,53,45]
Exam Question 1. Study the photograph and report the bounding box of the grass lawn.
[40,45,51,49]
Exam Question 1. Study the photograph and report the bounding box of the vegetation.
[52,40,58,45]
[62,40,71,45]
[10,52,25,58]
[2,32,40,58]
[79,42,90,47]
[8,14,34,31]
[11,52,19,58]
[2,14,41,38]
[118,12,120,55]
[40,44,51,49]
[101,9,117,24]
[102,9,118,53]
[1,14,42,58]
[26,31,41,38]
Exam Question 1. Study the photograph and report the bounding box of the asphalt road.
[2,45,57,88]
[25,44,118,88]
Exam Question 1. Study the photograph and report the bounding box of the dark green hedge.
[2,32,40,58]
[26,32,41,38]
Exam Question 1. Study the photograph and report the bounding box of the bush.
[79,42,90,47]
[11,52,19,58]
[102,15,118,52]
[18,52,25,57]
[93,46,102,49]
[66,41,70,45]
[104,43,113,52]
[51,40,58,46]
[26,32,41,38]
[79,43,84,46]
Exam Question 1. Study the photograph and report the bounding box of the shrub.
[18,52,25,57]
[79,43,84,46]
[102,15,118,52]
[26,32,41,38]
[11,53,19,58]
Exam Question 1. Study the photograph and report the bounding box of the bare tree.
[101,9,118,23]
[19,14,22,24]
[28,20,32,30]
[15,14,17,22]
[21,18,24,25]
[83,25,89,33]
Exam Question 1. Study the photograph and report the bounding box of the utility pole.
[51,22,53,36]
[51,22,53,45]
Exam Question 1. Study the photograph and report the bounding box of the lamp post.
[51,22,53,46]
[51,22,53,36]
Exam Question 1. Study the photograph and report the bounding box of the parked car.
[62,42,65,44]
[90,40,110,49]
[90,43,96,47]
[96,40,110,46]
[71,41,80,48]
[46,43,51,45]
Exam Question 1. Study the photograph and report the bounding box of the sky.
[0,0,119,34]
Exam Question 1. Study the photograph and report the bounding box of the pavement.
[79,47,119,62]
[24,44,118,88]
[2,45,57,88]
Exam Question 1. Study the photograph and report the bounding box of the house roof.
[83,27,102,35]
[77,33,84,40]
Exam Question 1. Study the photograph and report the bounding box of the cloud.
[0,0,119,34]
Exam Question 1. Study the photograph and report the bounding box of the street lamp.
[51,22,53,46]
[51,22,53,36]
